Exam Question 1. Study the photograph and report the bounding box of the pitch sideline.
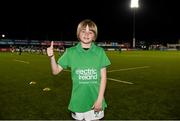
[107,66,150,73]
[13,59,30,64]
[107,78,134,84]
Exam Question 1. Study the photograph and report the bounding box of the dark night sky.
[0,0,180,43]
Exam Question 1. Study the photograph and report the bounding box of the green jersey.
[57,42,111,112]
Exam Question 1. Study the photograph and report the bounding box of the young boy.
[47,19,111,120]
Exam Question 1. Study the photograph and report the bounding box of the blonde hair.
[77,19,98,41]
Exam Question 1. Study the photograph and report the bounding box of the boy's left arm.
[93,67,107,111]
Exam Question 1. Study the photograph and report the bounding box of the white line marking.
[107,78,134,84]
[107,66,150,73]
[14,59,29,64]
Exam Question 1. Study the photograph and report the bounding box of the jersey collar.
[76,42,96,53]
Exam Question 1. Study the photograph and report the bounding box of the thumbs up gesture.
[47,41,54,57]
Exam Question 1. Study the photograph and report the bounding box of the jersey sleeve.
[100,49,111,68]
[57,49,70,69]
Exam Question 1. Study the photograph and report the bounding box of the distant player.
[11,46,15,53]
[119,45,122,53]
[19,47,22,55]
[58,45,65,56]
[47,19,111,120]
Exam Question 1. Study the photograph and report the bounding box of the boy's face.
[79,25,95,44]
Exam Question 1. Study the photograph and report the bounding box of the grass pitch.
[0,51,180,119]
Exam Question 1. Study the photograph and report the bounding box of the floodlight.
[2,34,5,38]
[130,0,139,8]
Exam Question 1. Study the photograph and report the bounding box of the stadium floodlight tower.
[130,0,139,48]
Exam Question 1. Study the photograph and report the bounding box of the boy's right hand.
[47,41,54,57]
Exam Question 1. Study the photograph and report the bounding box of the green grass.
[0,51,180,119]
